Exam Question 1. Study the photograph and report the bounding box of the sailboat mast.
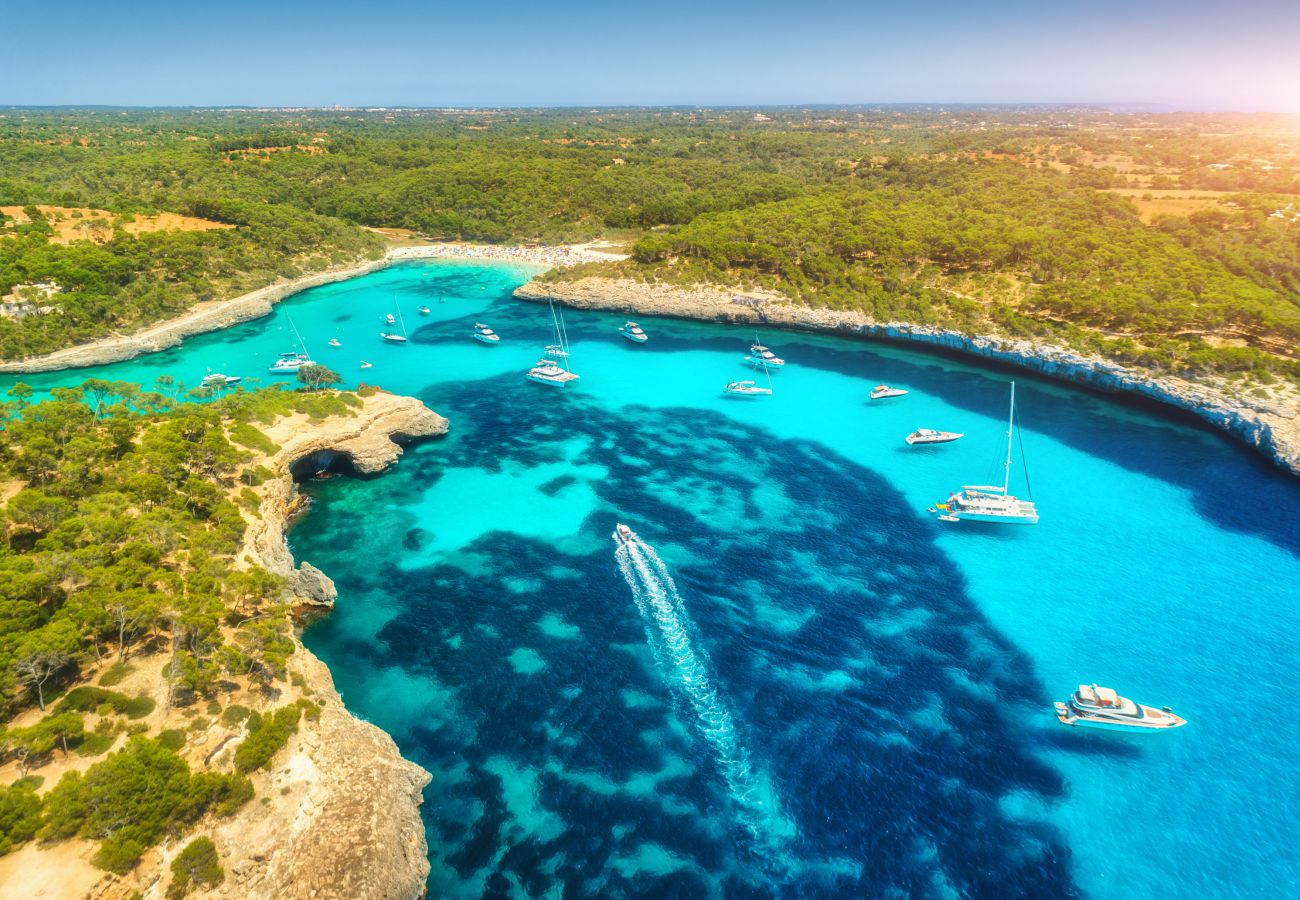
[1003,381,1016,494]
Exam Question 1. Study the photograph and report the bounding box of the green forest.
[2,106,1298,379]
[0,381,345,871]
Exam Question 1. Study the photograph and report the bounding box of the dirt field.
[1103,189,1237,224]
[0,205,232,244]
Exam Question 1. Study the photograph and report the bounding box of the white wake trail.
[615,537,792,849]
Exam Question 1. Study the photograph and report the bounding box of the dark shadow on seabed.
[295,380,1087,898]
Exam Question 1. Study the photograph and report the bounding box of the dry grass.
[1,205,233,245]
[1103,189,1237,224]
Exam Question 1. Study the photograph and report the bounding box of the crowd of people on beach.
[389,243,621,268]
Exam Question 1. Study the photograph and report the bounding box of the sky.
[4,0,1300,111]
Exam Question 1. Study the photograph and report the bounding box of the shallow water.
[9,260,1299,898]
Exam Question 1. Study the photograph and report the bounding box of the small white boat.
[906,428,964,446]
[201,372,241,388]
[380,332,408,344]
[360,361,373,369]
[619,322,648,344]
[612,523,638,545]
[385,313,396,326]
[328,338,341,348]
[543,344,569,359]
[527,360,580,387]
[417,306,431,316]
[473,323,500,345]
[870,384,908,400]
[724,379,772,397]
[745,343,785,369]
[1054,684,1186,732]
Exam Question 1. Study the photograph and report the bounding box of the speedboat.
[385,313,396,326]
[870,384,908,399]
[268,352,314,375]
[619,322,648,344]
[724,380,772,397]
[906,428,963,446]
[380,332,408,344]
[612,523,637,545]
[527,360,580,387]
[1054,684,1186,732]
[745,343,785,369]
[360,361,373,369]
[201,372,241,388]
[473,323,500,345]
[328,338,341,348]
[543,344,569,359]
[417,306,431,316]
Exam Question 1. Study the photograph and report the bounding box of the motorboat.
[380,332,408,344]
[385,313,396,326]
[1054,684,1186,732]
[612,523,638,546]
[527,359,580,387]
[543,344,569,359]
[417,306,431,316]
[473,323,501,345]
[360,361,373,369]
[906,428,964,446]
[201,372,241,388]
[724,379,773,397]
[619,322,648,344]
[328,338,341,348]
[870,384,908,399]
[930,382,1038,525]
[268,352,314,375]
[745,343,785,369]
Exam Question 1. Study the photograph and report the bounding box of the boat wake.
[614,532,793,856]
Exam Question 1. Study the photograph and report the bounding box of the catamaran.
[745,342,785,369]
[381,297,408,344]
[473,323,500,345]
[527,295,579,387]
[201,372,241,388]
[619,321,648,344]
[930,382,1038,524]
[268,318,315,374]
[1054,684,1186,732]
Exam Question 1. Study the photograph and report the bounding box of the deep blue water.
[7,260,1300,898]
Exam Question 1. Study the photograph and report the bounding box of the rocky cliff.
[516,276,1300,477]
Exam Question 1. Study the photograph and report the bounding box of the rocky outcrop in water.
[515,276,1300,477]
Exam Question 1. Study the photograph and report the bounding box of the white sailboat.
[724,363,774,397]
[527,295,579,386]
[381,296,408,344]
[268,317,315,374]
[930,382,1039,525]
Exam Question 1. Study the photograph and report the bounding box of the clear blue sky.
[5,0,1299,111]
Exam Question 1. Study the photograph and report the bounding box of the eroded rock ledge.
[221,391,448,900]
[516,276,1300,477]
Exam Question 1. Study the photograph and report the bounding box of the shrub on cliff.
[0,780,42,855]
[167,836,225,898]
[233,703,302,773]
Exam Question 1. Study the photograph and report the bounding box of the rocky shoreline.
[515,276,1300,477]
[227,392,449,900]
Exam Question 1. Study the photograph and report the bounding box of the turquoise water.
[8,260,1299,897]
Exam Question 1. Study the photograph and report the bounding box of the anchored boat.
[930,382,1039,525]
[870,384,908,400]
[745,342,785,369]
[473,323,500,345]
[1054,684,1186,732]
[527,295,579,387]
[619,321,648,344]
[201,372,241,388]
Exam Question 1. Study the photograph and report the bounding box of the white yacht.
[906,428,963,446]
[385,313,396,326]
[328,338,341,348]
[930,382,1039,525]
[268,352,312,374]
[870,384,908,399]
[201,372,241,388]
[619,322,648,344]
[543,344,568,359]
[745,343,785,369]
[527,359,580,387]
[1054,684,1186,732]
[473,323,500,345]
